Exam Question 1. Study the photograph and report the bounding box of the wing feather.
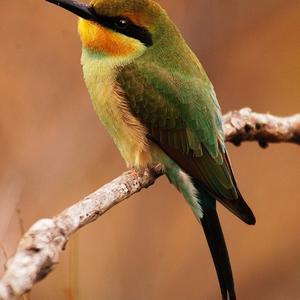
[117,59,255,224]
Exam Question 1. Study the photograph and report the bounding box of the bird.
[45,0,256,299]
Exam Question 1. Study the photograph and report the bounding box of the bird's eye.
[115,18,129,30]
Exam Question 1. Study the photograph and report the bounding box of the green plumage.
[45,0,256,299]
[116,26,255,298]
[117,24,255,224]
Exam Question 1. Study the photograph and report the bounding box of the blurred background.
[0,0,300,299]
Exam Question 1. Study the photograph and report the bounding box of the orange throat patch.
[78,18,138,56]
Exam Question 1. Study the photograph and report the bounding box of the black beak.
[46,0,97,21]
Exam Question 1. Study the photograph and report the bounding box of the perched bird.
[46,0,256,299]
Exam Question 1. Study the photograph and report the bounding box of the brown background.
[0,0,300,299]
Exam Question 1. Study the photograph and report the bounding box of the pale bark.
[224,108,300,147]
[0,108,299,300]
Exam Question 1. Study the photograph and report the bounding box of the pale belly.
[81,48,152,168]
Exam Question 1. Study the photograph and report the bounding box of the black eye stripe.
[89,8,153,47]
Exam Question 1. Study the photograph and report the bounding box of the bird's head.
[46,0,169,59]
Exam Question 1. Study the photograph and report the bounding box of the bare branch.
[0,109,299,300]
[224,108,300,147]
[0,167,162,300]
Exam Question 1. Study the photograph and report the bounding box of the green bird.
[46,0,256,299]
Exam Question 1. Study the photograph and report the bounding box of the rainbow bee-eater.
[46,0,256,299]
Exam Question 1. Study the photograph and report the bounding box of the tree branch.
[224,108,300,147]
[0,108,299,300]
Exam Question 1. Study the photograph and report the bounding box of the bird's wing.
[117,60,255,224]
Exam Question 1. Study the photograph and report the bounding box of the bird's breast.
[81,48,152,168]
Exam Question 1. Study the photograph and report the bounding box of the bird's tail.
[194,181,236,300]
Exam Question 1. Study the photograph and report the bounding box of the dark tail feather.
[201,206,236,300]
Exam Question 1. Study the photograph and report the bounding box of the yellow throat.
[78,18,146,57]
